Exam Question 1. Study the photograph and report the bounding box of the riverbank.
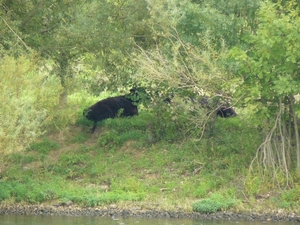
[1,121,300,223]
[0,204,299,222]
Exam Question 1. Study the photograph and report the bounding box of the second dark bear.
[83,89,138,133]
[216,106,237,118]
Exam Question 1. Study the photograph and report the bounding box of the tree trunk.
[290,98,300,174]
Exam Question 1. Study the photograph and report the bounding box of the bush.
[0,182,11,201]
[193,193,237,213]
[0,55,62,153]
[193,199,224,213]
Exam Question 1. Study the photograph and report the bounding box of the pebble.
[0,205,299,222]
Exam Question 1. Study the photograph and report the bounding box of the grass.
[27,138,60,154]
[1,109,300,213]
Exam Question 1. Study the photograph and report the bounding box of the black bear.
[164,95,237,118]
[83,89,139,133]
[198,96,237,118]
[216,106,237,118]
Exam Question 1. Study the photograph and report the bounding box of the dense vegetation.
[0,0,300,213]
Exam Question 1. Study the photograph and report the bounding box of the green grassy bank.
[0,110,300,214]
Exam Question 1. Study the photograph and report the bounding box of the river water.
[0,215,297,225]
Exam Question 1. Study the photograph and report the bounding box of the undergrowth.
[1,108,300,213]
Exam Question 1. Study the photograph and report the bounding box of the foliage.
[1,0,153,95]
[134,28,233,142]
[77,0,151,91]
[229,0,300,181]
[0,55,61,153]
[0,0,261,150]
[1,0,87,91]
[229,1,300,104]
[178,0,260,47]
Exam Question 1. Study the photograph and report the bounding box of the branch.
[40,24,59,34]
[0,16,30,51]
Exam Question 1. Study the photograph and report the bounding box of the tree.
[133,0,262,93]
[1,0,85,103]
[132,0,236,140]
[229,1,300,185]
[178,0,260,48]
[1,0,152,100]
[74,0,151,92]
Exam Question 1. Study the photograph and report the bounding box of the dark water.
[0,215,297,225]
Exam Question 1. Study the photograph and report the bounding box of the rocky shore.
[0,204,299,222]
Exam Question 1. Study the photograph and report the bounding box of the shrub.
[193,199,224,213]
[0,182,11,201]
[0,55,62,153]
[193,193,237,213]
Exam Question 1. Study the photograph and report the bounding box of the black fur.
[216,106,237,118]
[83,91,138,133]
[164,95,237,118]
